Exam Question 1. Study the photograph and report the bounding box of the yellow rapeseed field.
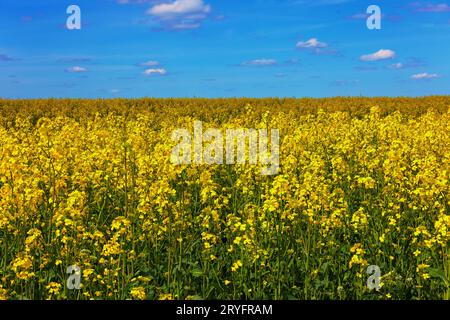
[0,97,449,300]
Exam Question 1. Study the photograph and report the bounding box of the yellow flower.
[422,273,431,280]
[416,263,430,272]
[83,268,95,279]
[231,260,243,272]
[2,96,450,300]
[158,293,174,300]
[11,253,34,280]
[46,282,62,295]
[130,287,146,300]
[0,286,8,300]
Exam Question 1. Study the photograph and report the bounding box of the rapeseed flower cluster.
[0,97,449,300]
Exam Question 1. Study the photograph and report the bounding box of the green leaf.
[191,268,203,278]
[428,268,449,286]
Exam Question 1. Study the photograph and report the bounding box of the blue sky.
[0,0,449,98]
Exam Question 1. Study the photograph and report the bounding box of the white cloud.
[360,49,396,61]
[241,59,277,67]
[66,66,87,73]
[296,38,339,55]
[391,62,404,69]
[389,58,426,70]
[296,38,328,49]
[148,0,211,18]
[143,68,167,75]
[146,0,211,30]
[411,72,440,80]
